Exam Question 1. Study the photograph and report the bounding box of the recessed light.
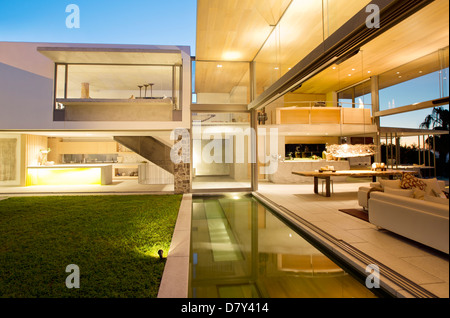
[348,74,352,76]
[367,71,371,74]
[352,68,356,71]
[332,66,336,70]
[396,72,400,74]
[274,67,279,70]
[223,51,241,60]
[217,64,223,68]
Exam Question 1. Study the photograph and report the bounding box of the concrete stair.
[114,136,174,174]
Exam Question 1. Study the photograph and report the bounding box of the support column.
[251,109,259,192]
[173,130,191,194]
[371,76,381,163]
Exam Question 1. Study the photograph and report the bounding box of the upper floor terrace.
[0,42,191,131]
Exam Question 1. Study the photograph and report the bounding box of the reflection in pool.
[190,194,380,298]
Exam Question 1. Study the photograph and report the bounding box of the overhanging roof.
[380,127,449,136]
[37,47,183,65]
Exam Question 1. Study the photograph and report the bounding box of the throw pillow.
[384,187,414,198]
[421,178,442,196]
[400,172,426,190]
[413,188,426,200]
[431,188,447,199]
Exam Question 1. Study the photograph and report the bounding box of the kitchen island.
[268,159,350,184]
[27,164,113,186]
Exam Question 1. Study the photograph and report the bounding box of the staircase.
[113,136,174,174]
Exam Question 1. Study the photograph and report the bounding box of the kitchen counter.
[27,164,113,186]
[268,160,350,183]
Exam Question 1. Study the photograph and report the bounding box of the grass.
[0,194,182,298]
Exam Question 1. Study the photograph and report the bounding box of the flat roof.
[37,46,183,65]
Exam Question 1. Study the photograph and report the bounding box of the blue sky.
[0,0,197,52]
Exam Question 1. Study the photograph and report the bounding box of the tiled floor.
[256,181,449,298]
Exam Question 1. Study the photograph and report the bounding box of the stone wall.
[174,163,191,194]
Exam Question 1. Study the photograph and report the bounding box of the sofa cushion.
[400,172,426,190]
[424,194,449,206]
[384,187,414,198]
[370,191,449,218]
[379,179,401,189]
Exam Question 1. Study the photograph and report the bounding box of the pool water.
[190,194,380,298]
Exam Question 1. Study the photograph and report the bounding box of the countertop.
[28,164,113,168]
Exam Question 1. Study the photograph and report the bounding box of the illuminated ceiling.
[195,0,449,100]
[296,0,449,96]
[196,0,291,62]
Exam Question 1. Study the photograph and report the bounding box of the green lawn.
[0,194,182,298]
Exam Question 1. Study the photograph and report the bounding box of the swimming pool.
[189,194,386,298]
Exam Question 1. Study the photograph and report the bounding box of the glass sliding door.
[192,112,252,191]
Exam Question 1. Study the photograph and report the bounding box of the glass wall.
[254,0,371,97]
[54,64,183,121]
[379,48,449,111]
[194,61,250,104]
[192,112,252,190]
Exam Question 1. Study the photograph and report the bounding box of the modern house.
[0,0,449,299]
[1,0,449,194]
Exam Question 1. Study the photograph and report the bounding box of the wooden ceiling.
[195,0,449,100]
[196,0,292,62]
[195,62,249,94]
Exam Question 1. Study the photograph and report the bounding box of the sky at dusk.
[0,1,197,52]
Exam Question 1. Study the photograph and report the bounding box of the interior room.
[0,131,175,193]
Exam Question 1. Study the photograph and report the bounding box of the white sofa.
[358,178,449,254]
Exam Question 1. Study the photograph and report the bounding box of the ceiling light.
[348,74,352,76]
[352,68,356,71]
[367,71,371,74]
[274,67,279,70]
[223,51,241,60]
[217,64,223,68]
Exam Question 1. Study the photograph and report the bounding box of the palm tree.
[420,107,449,177]
[420,107,449,130]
